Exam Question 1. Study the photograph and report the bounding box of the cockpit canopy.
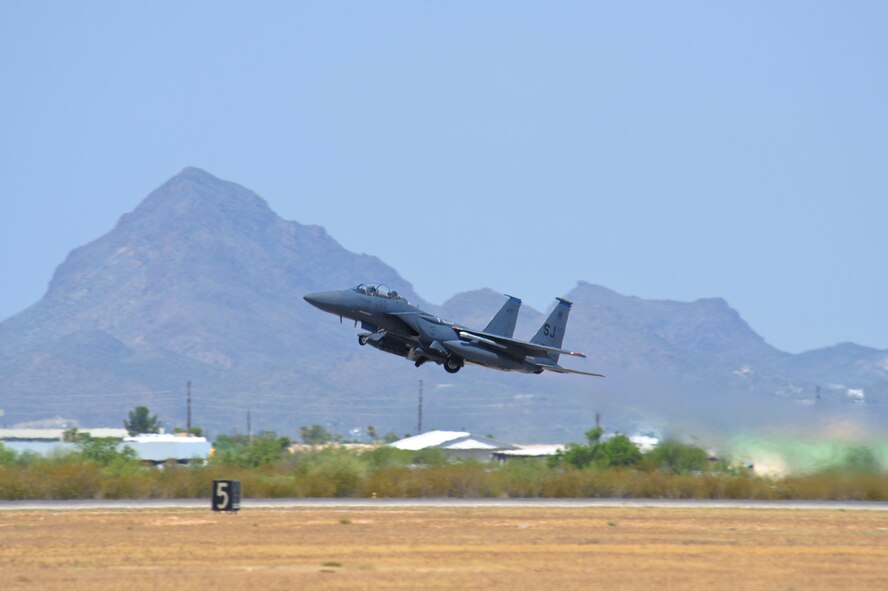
[352,283,406,302]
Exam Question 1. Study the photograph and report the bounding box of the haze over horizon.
[2,2,886,353]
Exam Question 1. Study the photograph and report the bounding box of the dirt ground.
[1,506,887,590]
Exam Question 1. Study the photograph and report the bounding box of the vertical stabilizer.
[530,298,573,362]
[483,295,522,337]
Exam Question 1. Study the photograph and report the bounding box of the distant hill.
[1,168,885,441]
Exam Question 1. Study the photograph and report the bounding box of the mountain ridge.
[0,168,885,439]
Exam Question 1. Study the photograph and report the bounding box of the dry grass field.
[2,506,887,590]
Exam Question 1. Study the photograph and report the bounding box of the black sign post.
[212,480,241,512]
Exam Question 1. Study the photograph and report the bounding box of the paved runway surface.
[2,498,887,511]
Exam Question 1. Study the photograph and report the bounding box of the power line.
[417,379,423,434]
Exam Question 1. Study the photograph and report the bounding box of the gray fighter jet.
[304,284,603,376]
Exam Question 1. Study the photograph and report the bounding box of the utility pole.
[417,379,424,434]
[186,380,192,432]
[246,408,252,441]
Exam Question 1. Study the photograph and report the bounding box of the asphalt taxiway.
[2,498,887,511]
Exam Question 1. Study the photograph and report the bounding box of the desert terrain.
[1,506,887,590]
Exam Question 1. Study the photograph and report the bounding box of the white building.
[0,427,128,441]
[390,430,519,462]
[846,388,865,403]
[493,444,565,462]
[123,433,212,464]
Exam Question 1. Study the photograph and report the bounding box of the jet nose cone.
[303,290,344,313]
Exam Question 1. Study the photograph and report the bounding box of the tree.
[243,433,292,467]
[556,442,597,468]
[124,406,160,435]
[213,432,291,467]
[843,445,879,474]
[648,440,709,474]
[366,425,378,441]
[549,427,642,469]
[596,435,642,468]
[0,442,17,466]
[585,426,604,444]
[76,435,138,467]
[173,426,204,437]
[550,426,605,469]
[300,424,335,445]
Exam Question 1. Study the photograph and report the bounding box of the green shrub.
[361,462,492,498]
[843,446,880,474]
[0,443,17,466]
[0,466,31,499]
[554,443,597,469]
[43,461,103,499]
[76,436,138,467]
[540,469,589,497]
[410,448,448,467]
[361,446,416,469]
[294,448,367,497]
[0,439,886,501]
[101,470,153,499]
[213,433,292,467]
[149,463,203,498]
[299,424,336,445]
[550,430,642,470]
[646,440,709,474]
[492,459,548,497]
[596,435,642,468]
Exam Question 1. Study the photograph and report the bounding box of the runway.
[2,497,887,511]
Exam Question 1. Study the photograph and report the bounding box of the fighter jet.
[304,284,603,376]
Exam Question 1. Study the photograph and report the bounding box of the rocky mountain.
[1,168,885,441]
[0,168,430,434]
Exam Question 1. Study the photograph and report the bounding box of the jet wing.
[538,364,604,377]
[455,329,587,360]
[457,329,603,376]
[384,311,428,336]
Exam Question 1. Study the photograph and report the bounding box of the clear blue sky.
[1,2,886,353]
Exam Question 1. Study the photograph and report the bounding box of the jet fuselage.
[304,284,602,377]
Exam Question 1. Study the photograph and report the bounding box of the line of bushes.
[1,433,886,501]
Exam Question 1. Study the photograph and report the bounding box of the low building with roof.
[492,444,566,462]
[123,433,212,464]
[0,427,128,441]
[0,427,129,456]
[389,430,519,462]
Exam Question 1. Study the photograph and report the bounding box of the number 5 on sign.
[212,479,241,512]
[216,481,229,508]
